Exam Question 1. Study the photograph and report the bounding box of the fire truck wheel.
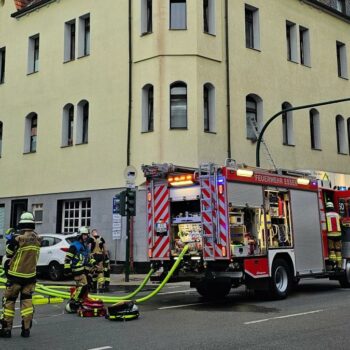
[269,259,291,300]
[339,260,350,288]
[196,279,231,299]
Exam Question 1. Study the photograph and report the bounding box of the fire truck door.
[147,182,171,260]
[290,190,324,275]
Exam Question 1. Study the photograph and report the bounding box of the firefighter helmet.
[326,202,334,209]
[77,226,90,239]
[18,212,35,229]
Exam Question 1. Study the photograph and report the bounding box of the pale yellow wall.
[1,0,350,199]
[230,0,350,173]
[0,0,129,197]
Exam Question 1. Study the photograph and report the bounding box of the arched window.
[336,115,346,154]
[347,118,350,154]
[282,102,294,145]
[246,94,263,141]
[309,108,321,150]
[0,121,3,157]
[77,100,89,144]
[170,81,187,129]
[203,83,215,132]
[62,104,74,146]
[141,84,154,132]
[24,113,38,153]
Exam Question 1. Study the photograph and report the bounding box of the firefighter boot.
[0,320,11,338]
[21,321,32,338]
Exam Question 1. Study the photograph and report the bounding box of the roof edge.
[11,0,55,18]
[301,0,350,24]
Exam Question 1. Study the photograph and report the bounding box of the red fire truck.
[142,161,350,299]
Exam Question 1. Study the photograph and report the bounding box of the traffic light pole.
[125,188,130,283]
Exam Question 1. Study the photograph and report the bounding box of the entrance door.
[11,199,28,229]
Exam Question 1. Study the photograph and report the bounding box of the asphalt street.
[1,278,350,350]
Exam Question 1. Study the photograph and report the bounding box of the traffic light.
[126,189,136,216]
[114,190,127,216]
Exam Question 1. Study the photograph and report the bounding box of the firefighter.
[0,212,41,338]
[103,251,111,292]
[88,229,106,292]
[2,228,17,277]
[326,202,342,267]
[64,226,95,313]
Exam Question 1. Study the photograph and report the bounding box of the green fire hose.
[0,245,189,304]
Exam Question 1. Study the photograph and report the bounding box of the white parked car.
[37,233,78,281]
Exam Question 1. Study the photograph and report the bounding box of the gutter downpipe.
[225,0,232,159]
[127,0,133,166]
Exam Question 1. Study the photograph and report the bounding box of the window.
[64,20,76,62]
[62,104,74,146]
[336,115,347,154]
[282,102,294,145]
[347,118,350,154]
[336,0,346,13]
[0,47,5,84]
[141,0,152,34]
[78,14,90,57]
[246,94,263,141]
[142,84,154,132]
[40,236,58,247]
[28,34,40,74]
[245,5,260,50]
[203,0,215,34]
[309,109,321,150]
[0,121,2,157]
[170,82,187,129]
[32,203,43,223]
[24,113,38,153]
[61,199,91,233]
[336,41,348,78]
[299,26,310,66]
[203,83,215,132]
[77,100,89,144]
[170,0,186,30]
[286,21,297,62]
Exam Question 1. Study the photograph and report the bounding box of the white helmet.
[78,226,89,235]
[19,212,35,225]
[326,202,334,209]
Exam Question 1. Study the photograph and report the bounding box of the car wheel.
[48,261,63,281]
[339,260,350,288]
[268,258,291,300]
[196,278,231,299]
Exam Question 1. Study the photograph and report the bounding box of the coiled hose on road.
[0,245,189,304]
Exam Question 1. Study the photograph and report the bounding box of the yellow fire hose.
[0,245,189,305]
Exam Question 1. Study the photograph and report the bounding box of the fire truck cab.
[142,161,350,299]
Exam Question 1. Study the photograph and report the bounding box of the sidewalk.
[109,273,154,286]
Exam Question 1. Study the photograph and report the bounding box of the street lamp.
[256,97,350,167]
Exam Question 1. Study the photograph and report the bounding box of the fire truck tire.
[339,260,350,288]
[269,259,291,300]
[196,279,231,299]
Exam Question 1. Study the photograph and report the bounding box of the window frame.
[282,102,294,146]
[203,83,215,133]
[170,0,187,30]
[336,115,347,154]
[141,84,154,133]
[336,41,348,79]
[78,14,90,58]
[170,81,187,129]
[286,21,297,63]
[299,26,311,67]
[28,34,40,74]
[309,108,321,150]
[76,100,89,144]
[0,47,5,84]
[0,121,2,157]
[61,198,91,233]
[64,19,76,62]
[141,0,153,34]
[32,203,43,224]
[203,0,215,35]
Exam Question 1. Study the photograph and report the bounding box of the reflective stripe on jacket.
[7,230,41,280]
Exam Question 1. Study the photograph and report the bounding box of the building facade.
[0,0,350,262]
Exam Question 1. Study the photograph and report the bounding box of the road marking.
[158,289,194,295]
[87,347,112,350]
[244,309,324,325]
[158,302,205,310]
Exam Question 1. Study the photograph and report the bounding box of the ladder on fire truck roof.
[198,163,220,260]
[248,117,277,171]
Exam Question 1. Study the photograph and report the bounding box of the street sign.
[124,165,137,188]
